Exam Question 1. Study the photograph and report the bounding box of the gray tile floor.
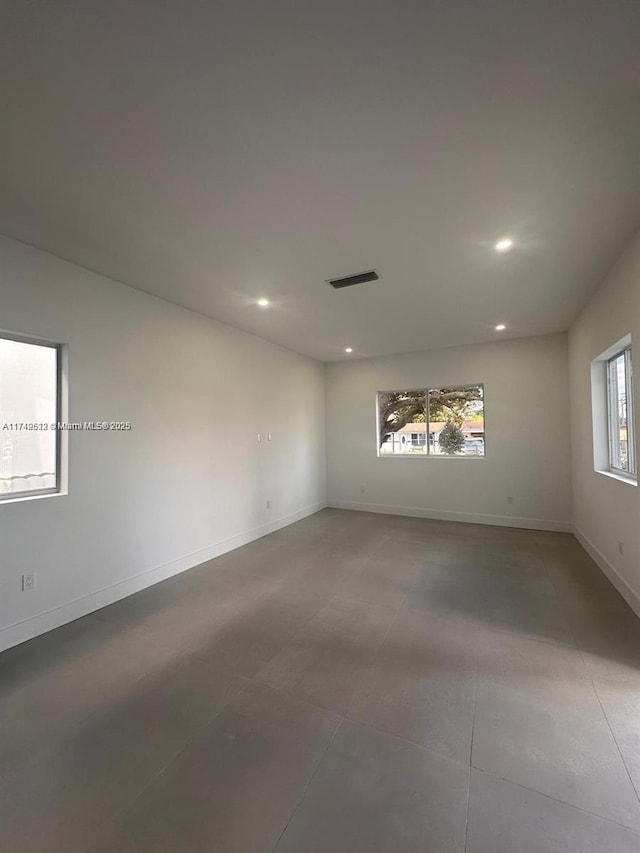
[2,508,640,852]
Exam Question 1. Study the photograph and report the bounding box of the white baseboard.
[328,500,572,533]
[573,526,640,619]
[0,501,326,654]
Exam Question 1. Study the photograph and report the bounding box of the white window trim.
[591,334,637,486]
[0,330,68,504]
[607,347,635,477]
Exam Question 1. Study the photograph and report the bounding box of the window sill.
[0,489,67,505]
[595,469,637,487]
[377,454,486,460]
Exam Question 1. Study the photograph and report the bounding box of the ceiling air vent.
[327,269,379,289]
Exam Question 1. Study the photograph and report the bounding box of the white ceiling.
[2,1,640,361]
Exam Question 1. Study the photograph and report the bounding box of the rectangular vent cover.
[328,269,379,289]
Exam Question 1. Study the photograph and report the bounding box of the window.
[591,336,636,484]
[607,346,635,476]
[378,385,484,457]
[0,333,61,500]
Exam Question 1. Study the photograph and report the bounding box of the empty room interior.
[2,2,640,851]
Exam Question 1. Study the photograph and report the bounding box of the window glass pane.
[0,338,58,495]
[609,352,629,472]
[428,385,484,456]
[378,390,427,454]
[627,349,636,476]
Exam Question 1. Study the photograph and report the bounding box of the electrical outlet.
[507,496,514,505]
[618,541,624,556]
[266,500,271,509]
[267,433,272,441]
[257,433,262,442]
[22,573,35,591]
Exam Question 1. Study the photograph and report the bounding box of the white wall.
[0,236,327,652]
[569,229,640,616]
[326,334,572,531]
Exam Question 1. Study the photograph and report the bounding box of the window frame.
[0,330,63,502]
[606,346,635,478]
[376,383,486,459]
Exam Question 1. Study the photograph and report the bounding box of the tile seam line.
[576,645,640,807]
[469,765,640,836]
[464,635,480,852]
[547,557,640,806]
[269,715,345,853]
[476,622,577,652]
[76,677,254,853]
[0,641,187,782]
[248,674,473,772]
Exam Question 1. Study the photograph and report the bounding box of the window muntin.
[0,334,61,499]
[607,347,635,476]
[378,385,484,457]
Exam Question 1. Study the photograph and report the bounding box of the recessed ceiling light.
[344,347,353,353]
[495,324,506,331]
[257,298,270,307]
[495,238,514,253]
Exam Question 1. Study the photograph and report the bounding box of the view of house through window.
[378,385,484,456]
[0,335,60,498]
[607,347,635,476]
